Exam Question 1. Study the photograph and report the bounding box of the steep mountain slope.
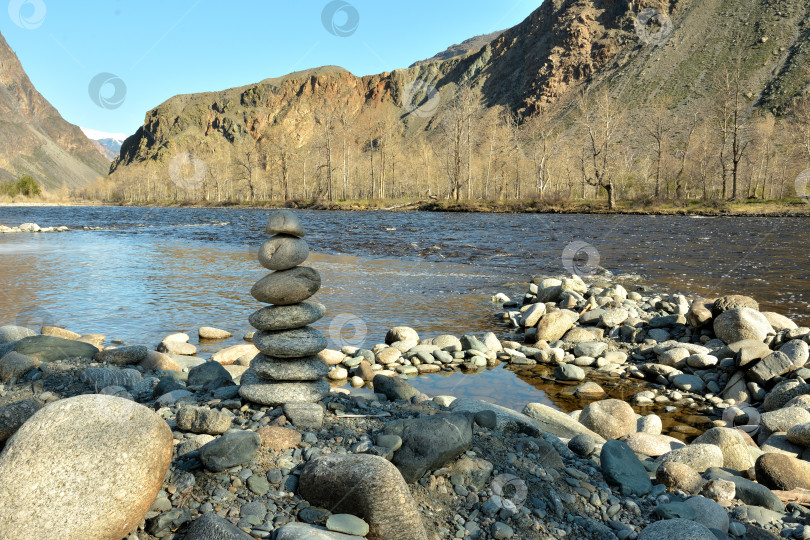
[0,32,108,189]
[110,0,810,184]
[410,31,505,67]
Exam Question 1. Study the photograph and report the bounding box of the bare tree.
[578,90,623,210]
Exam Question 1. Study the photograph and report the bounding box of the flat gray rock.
[276,522,365,539]
[249,301,326,331]
[13,335,99,362]
[251,354,328,381]
[80,367,142,388]
[251,267,321,306]
[254,327,327,358]
[239,370,329,405]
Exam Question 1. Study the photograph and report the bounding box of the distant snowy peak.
[80,127,127,145]
[80,127,127,160]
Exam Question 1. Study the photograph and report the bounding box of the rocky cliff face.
[0,32,109,189]
[110,0,810,177]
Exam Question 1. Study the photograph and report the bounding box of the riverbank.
[4,197,810,216]
[2,270,810,539]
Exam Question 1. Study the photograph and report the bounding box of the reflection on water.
[1,207,809,428]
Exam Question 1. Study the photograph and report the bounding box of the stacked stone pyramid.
[239,210,330,405]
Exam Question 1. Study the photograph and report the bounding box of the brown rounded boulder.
[0,395,173,540]
[580,399,636,440]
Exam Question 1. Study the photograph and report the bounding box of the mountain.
[410,31,506,67]
[0,32,109,190]
[80,128,127,161]
[109,0,810,199]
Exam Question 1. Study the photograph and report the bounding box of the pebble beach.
[1,212,810,540]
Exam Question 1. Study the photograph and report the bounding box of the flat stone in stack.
[239,210,330,406]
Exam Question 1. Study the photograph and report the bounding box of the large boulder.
[657,444,724,473]
[535,311,576,342]
[579,399,636,440]
[299,454,429,540]
[13,335,99,362]
[385,413,474,483]
[521,402,604,441]
[446,399,543,435]
[713,307,774,345]
[0,395,172,540]
[749,351,794,386]
[714,295,759,314]
[385,327,419,345]
[764,380,810,412]
[637,518,715,540]
[622,432,684,457]
[692,427,755,472]
[755,453,810,491]
[600,439,652,496]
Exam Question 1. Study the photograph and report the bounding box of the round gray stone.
[254,327,327,358]
[554,363,585,381]
[0,398,43,441]
[0,325,37,344]
[258,235,310,271]
[176,405,232,435]
[265,210,306,237]
[198,431,261,472]
[0,351,41,382]
[713,307,774,345]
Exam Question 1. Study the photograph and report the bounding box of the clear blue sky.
[0,0,540,136]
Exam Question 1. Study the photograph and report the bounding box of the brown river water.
[1,206,808,435]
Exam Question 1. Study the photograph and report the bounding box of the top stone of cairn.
[266,210,305,238]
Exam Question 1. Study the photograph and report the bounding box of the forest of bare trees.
[83,78,810,209]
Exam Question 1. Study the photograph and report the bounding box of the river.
[1,206,808,418]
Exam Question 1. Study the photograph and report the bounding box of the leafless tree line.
[86,78,810,209]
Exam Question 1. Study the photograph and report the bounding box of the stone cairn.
[238,210,330,405]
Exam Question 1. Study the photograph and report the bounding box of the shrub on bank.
[1,175,42,198]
